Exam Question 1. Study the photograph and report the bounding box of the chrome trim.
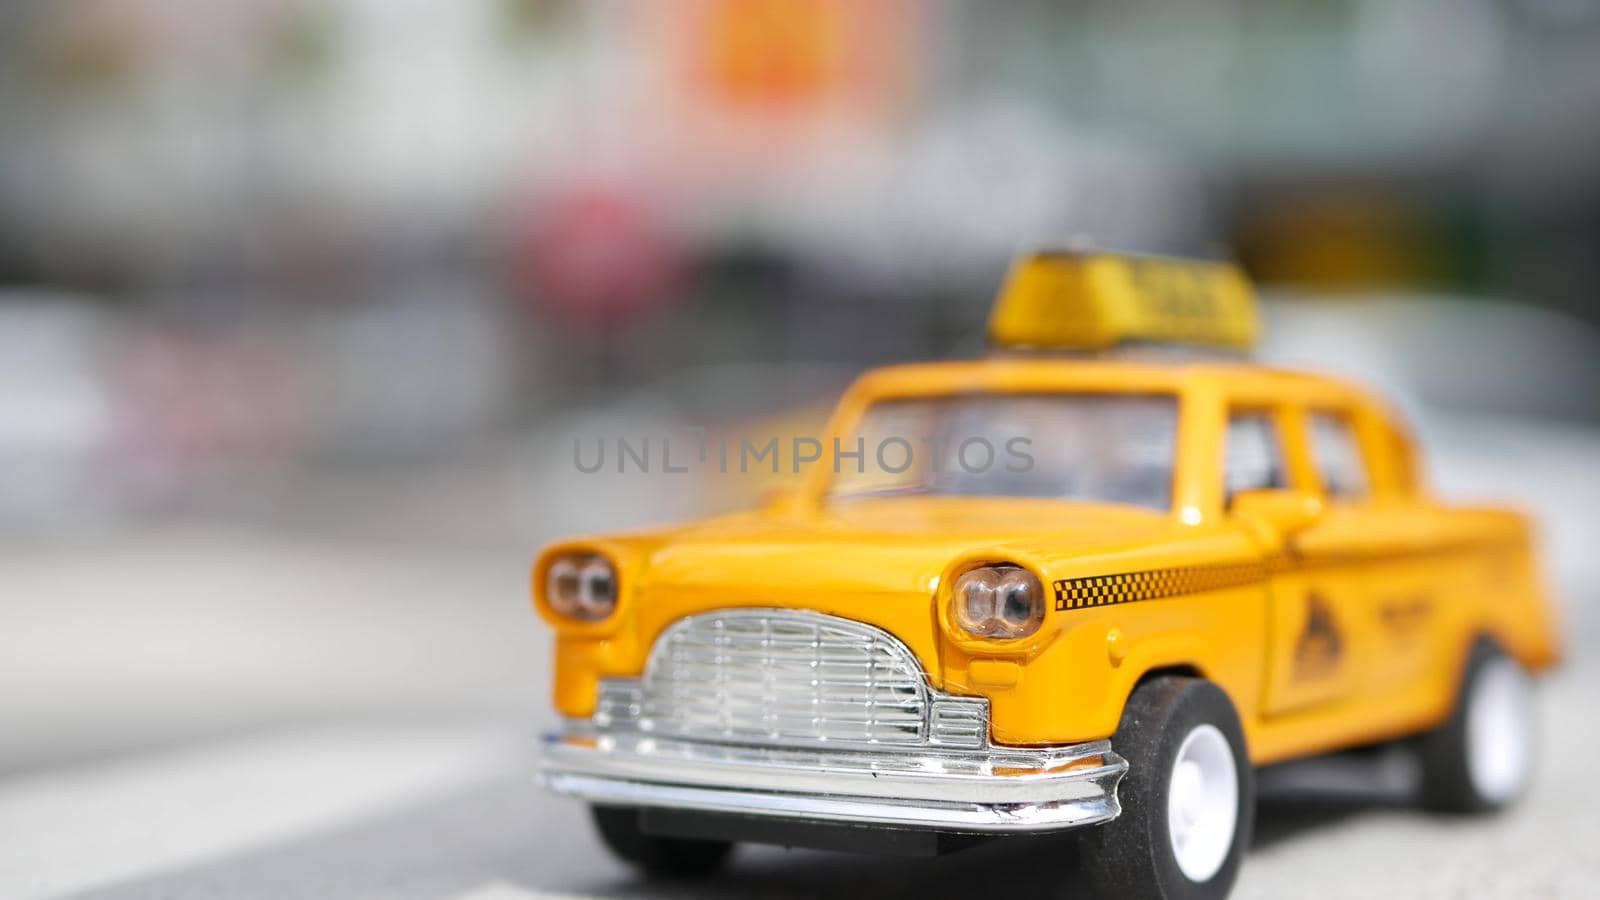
[598,675,990,752]
[631,609,965,750]
[538,608,1127,833]
[927,695,988,748]
[538,730,1127,832]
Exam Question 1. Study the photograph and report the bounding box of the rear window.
[1224,412,1286,500]
[1309,411,1370,499]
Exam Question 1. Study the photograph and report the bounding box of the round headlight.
[547,554,617,621]
[950,565,1045,640]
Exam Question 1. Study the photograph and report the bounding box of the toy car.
[533,251,1560,899]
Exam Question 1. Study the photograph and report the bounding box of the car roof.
[851,356,1362,399]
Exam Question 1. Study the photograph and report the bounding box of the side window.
[1309,411,1369,500]
[1224,412,1285,501]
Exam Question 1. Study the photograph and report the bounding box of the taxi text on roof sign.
[986,251,1260,352]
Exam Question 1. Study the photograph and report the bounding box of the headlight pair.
[950,565,1046,640]
[545,554,618,622]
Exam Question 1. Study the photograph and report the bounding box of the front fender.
[978,586,1265,747]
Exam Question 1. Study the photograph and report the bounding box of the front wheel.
[1080,677,1254,900]
[589,805,733,878]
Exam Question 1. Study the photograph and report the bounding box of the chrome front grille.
[594,609,989,750]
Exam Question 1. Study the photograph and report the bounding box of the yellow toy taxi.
[533,251,1560,899]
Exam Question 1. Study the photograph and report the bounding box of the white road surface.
[2,414,1595,899]
[3,675,1598,900]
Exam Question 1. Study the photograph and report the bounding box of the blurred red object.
[510,183,688,330]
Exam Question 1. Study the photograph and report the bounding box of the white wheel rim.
[1466,657,1532,804]
[1166,723,1239,883]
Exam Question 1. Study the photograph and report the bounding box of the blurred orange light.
[705,0,842,106]
[694,0,912,111]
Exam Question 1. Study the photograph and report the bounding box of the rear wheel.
[1080,676,1254,900]
[1418,643,1534,813]
[589,805,733,878]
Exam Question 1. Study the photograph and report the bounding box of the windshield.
[827,393,1178,510]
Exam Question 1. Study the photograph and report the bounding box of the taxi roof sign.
[986,251,1259,353]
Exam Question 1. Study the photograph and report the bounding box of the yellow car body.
[535,356,1559,766]
[531,251,1559,893]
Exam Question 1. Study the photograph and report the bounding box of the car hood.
[634,497,1180,596]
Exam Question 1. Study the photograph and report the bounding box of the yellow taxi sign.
[986,251,1259,352]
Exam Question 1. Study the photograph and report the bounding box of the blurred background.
[2,2,1598,898]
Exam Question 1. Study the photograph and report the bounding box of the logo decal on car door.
[1293,593,1344,680]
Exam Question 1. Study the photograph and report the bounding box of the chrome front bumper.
[537,725,1128,833]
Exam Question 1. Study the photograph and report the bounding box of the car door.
[1251,404,1373,716]
[1306,405,1447,697]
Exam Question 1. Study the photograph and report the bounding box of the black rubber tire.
[590,805,733,878]
[1079,677,1254,900]
[1417,642,1533,814]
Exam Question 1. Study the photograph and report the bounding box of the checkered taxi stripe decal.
[1053,562,1267,611]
